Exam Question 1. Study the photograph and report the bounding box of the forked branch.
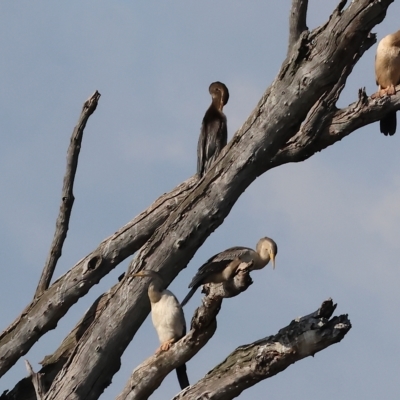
[173,299,351,400]
[288,0,308,54]
[0,1,396,396]
[0,175,197,378]
[33,3,396,399]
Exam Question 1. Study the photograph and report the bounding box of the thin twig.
[25,360,45,400]
[272,85,400,165]
[34,91,101,299]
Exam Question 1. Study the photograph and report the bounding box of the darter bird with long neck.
[374,30,400,136]
[181,237,277,306]
[197,81,229,177]
[133,270,190,390]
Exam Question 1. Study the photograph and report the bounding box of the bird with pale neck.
[374,30,400,136]
[181,237,278,306]
[133,270,189,390]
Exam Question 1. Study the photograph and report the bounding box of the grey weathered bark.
[40,2,396,399]
[2,3,400,383]
[271,85,400,166]
[0,175,197,378]
[1,294,108,400]
[24,361,45,400]
[0,0,398,399]
[1,269,253,400]
[2,80,398,387]
[288,0,308,55]
[34,91,101,299]
[172,299,351,400]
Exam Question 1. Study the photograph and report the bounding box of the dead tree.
[0,0,398,399]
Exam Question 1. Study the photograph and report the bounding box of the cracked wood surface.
[0,1,397,399]
[173,299,350,400]
[41,2,395,399]
[0,176,197,378]
[2,269,253,400]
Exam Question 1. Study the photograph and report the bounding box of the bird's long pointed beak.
[270,253,276,269]
[133,271,146,277]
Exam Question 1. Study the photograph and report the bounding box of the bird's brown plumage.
[375,30,400,136]
[197,82,229,177]
[181,237,277,306]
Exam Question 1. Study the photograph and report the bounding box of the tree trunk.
[0,1,398,399]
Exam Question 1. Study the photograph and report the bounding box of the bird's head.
[256,237,278,269]
[133,270,154,279]
[209,81,229,109]
[133,270,165,288]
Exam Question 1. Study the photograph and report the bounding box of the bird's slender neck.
[148,282,163,303]
[253,252,270,269]
[211,94,224,112]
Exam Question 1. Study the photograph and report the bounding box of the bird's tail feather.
[181,287,197,306]
[176,364,190,389]
[380,112,397,136]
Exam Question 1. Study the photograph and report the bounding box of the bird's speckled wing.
[188,246,253,289]
[197,106,227,177]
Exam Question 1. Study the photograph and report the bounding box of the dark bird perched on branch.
[374,30,400,136]
[133,271,190,390]
[181,237,277,306]
[197,81,229,177]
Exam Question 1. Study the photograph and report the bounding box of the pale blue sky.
[1,1,400,399]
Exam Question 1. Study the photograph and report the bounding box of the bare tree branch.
[273,86,400,165]
[173,299,351,400]
[1,0,395,377]
[39,3,394,399]
[1,294,108,400]
[7,82,397,400]
[1,4,397,386]
[34,91,101,299]
[0,176,197,378]
[1,269,254,399]
[0,1,396,397]
[288,0,308,54]
[116,268,252,400]
[25,360,45,400]
[0,17,383,380]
